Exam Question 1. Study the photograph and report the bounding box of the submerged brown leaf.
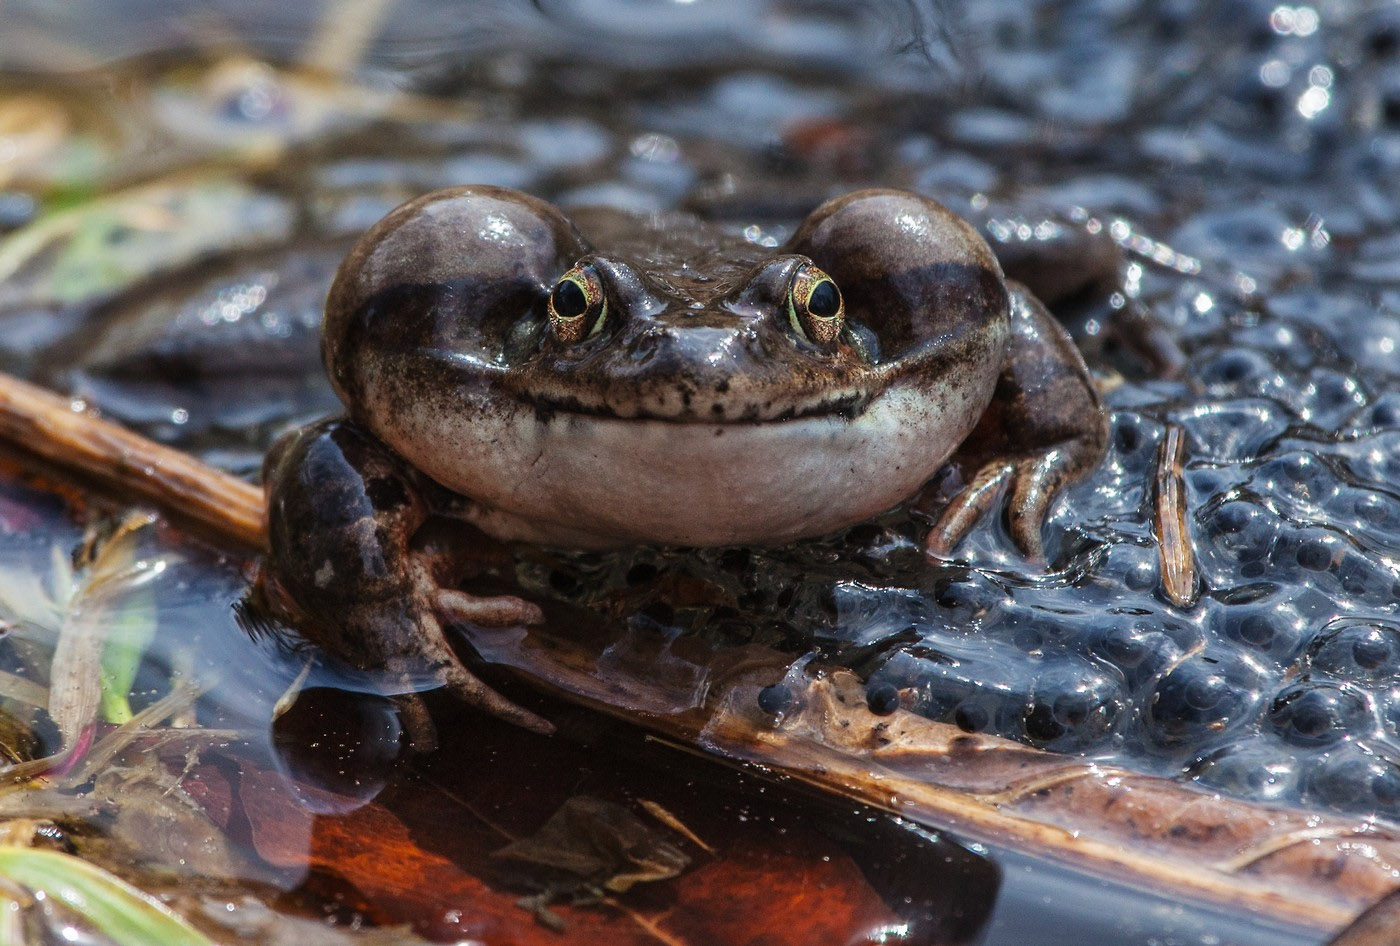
[219,751,906,945]
[489,796,690,898]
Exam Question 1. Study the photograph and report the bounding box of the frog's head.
[323,186,1009,548]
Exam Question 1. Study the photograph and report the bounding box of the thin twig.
[0,374,265,552]
[301,0,396,79]
[638,799,714,855]
[62,681,209,787]
[1154,422,1197,608]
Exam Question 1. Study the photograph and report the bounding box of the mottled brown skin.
[924,286,1110,561]
[261,421,553,734]
[321,188,1006,429]
[261,186,1108,731]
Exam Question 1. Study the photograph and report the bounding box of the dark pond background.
[1,0,1398,943]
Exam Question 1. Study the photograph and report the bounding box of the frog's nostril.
[626,327,673,364]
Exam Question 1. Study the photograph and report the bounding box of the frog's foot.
[409,575,553,735]
[925,285,1109,564]
[263,419,555,736]
[925,449,1077,563]
[386,586,551,749]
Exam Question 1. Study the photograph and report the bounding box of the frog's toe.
[924,460,1015,559]
[435,588,544,627]
[1004,452,1070,562]
[417,590,553,733]
[925,453,1072,563]
[392,593,554,735]
[438,659,555,735]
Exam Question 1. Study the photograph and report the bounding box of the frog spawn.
[518,235,1400,821]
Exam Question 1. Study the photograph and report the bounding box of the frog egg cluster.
[524,246,1400,822]
[857,290,1399,819]
[882,273,1399,817]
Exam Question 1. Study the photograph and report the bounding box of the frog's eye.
[787,264,844,347]
[547,264,608,343]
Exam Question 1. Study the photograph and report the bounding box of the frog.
[259,185,1109,735]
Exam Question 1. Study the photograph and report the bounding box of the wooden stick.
[0,374,265,552]
[1154,421,1197,608]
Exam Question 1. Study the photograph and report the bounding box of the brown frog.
[260,186,1108,733]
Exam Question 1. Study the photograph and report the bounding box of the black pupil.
[807,279,840,317]
[551,278,589,318]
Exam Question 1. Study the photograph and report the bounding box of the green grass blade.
[0,848,212,946]
[98,580,157,725]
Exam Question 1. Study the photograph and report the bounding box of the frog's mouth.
[517,386,876,424]
[354,346,1003,549]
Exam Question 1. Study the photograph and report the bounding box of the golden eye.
[787,264,844,347]
[547,264,608,343]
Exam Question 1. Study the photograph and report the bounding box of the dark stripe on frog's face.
[498,254,1007,423]
[326,186,1010,428]
[322,185,588,409]
[785,188,1009,354]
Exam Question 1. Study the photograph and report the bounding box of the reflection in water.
[271,686,406,815]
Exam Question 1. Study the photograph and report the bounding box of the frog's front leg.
[925,283,1109,562]
[260,418,552,735]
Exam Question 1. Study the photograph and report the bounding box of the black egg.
[1215,591,1307,665]
[953,696,997,733]
[1307,620,1400,684]
[1188,738,1300,803]
[867,682,901,715]
[1205,500,1278,568]
[757,682,793,714]
[1018,663,1123,752]
[1085,619,1199,691]
[1199,348,1273,387]
[1268,682,1372,747]
[1302,745,1400,817]
[1143,654,1263,749]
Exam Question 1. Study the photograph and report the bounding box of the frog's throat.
[360,374,999,549]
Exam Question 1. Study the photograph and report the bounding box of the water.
[0,0,1398,942]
